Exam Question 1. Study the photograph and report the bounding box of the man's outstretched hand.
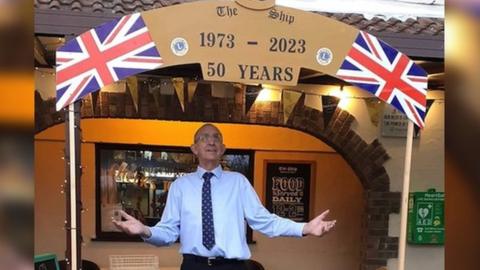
[302,209,336,237]
[112,210,151,238]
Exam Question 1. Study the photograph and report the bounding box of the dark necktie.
[202,172,215,250]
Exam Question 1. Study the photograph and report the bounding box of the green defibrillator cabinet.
[407,189,444,245]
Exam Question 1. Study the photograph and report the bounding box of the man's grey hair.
[193,123,223,143]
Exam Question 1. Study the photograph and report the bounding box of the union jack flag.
[336,31,428,128]
[56,13,163,110]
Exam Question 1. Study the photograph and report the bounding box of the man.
[113,123,336,270]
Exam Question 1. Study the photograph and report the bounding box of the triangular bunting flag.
[148,79,160,94]
[414,125,420,137]
[283,90,302,124]
[172,77,185,111]
[322,96,340,129]
[364,97,385,127]
[212,82,235,98]
[233,83,243,103]
[126,77,139,113]
[304,94,322,111]
[81,93,94,117]
[245,85,261,114]
[160,79,174,95]
[187,80,198,103]
[148,79,161,112]
[91,90,100,116]
[414,99,435,135]
[101,80,126,93]
[426,99,435,117]
[34,68,56,100]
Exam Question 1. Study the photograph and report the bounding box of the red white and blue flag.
[55,13,163,110]
[336,31,428,128]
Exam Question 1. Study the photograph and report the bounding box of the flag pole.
[65,101,82,270]
[398,120,414,270]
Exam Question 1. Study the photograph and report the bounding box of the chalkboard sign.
[265,162,313,222]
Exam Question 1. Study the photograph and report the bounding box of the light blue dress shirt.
[144,165,306,259]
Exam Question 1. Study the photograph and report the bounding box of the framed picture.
[94,143,254,242]
[264,161,315,222]
[381,105,420,138]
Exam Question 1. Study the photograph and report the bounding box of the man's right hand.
[112,210,152,238]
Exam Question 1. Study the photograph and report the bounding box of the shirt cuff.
[140,226,154,242]
[295,222,307,237]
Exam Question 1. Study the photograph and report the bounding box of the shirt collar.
[196,165,223,180]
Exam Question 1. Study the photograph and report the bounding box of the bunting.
[212,82,235,98]
[148,79,161,112]
[304,94,323,111]
[92,91,100,115]
[126,76,139,113]
[187,80,198,103]
[245,85,261,114]
[364,97,385,127]
[426,99,435,118]
[160,78,174,95]
[283,90,302,124]
[100,80,126,93]
[414,99,435,135]
[172,77,185,111]
[322,96,340,129]
[81,93,95,116]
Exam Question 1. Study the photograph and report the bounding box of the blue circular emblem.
[316,48,333,66]
[171,37,189,56]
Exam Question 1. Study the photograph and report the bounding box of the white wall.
[343,88,445,270]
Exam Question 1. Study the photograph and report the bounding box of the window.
[94,143,254,242]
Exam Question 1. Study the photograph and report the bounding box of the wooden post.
[398,120,414,270]
[65,101,82,270]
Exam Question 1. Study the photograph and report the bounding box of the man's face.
[191,125,226,165]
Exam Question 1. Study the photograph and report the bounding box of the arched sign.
[55,0,427,127]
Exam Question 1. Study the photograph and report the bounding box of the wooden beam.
[34,36,48,66]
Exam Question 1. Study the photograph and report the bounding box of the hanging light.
[329,84,346,100]
[329,84,354,110]
[256,85,281,102]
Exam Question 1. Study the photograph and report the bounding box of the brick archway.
[36,82,400,270]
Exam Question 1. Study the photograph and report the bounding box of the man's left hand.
[302,209,336,237]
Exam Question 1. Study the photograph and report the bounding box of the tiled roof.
[34,0,444,36]
[34,0,195,14]
[319,12,443,36]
